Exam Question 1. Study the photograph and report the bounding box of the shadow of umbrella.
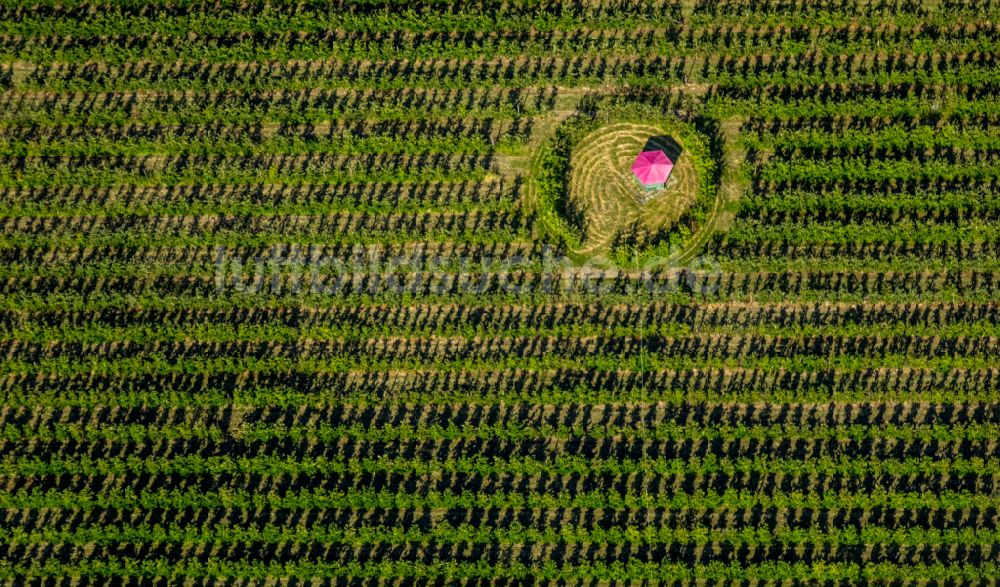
[642,135,683,161]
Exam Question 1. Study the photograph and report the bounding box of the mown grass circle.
[529,104,717,266]
[567,123,701,258]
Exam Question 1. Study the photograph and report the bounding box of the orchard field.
[2,0,1000,584]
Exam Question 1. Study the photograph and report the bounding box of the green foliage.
[0,0,999,582]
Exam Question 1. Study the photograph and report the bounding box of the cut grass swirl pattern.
[529,103,719,265]
[568,123,701,258]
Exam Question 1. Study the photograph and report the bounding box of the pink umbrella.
[631,150,673,187]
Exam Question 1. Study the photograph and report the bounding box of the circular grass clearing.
[568,123,700,258]
[527,102,719,267]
